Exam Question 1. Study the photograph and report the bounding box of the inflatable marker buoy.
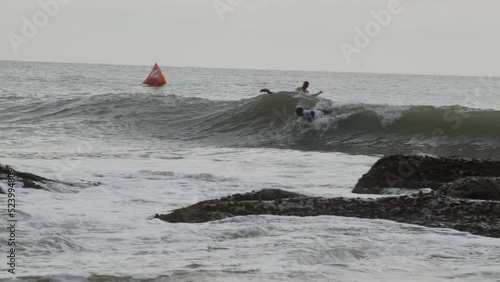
[143,63,167,86]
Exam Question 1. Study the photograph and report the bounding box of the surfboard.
[292,91,323,98]
[259,89,323,96]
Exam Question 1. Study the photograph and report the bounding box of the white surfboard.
[310,91,323,97]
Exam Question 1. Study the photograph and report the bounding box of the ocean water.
[1,60,500,281]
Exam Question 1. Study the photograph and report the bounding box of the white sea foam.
[1,148,499,281]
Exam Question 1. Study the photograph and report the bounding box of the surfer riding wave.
[295,107,332,123]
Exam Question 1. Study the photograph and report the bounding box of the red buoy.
[143,63,167,86]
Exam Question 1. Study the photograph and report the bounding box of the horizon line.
[0,58,498,79]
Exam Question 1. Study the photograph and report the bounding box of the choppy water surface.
[1,61,499,281]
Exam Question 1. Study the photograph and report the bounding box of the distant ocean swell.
[3,92,500,158]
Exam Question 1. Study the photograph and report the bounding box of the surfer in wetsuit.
[295,107,332,122]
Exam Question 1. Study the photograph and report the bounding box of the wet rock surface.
[438,177,500,201]
[0,163,52,192]
[156,189,500,238]
[353,155,500,194]
[0,163,101,193]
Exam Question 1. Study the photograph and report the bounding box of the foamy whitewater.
[1,61,500,281]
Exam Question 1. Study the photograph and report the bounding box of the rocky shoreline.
[4,155,499,238]
[156,155,500,238]
[155,188,500,238]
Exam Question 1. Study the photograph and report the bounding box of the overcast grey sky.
[1,0,499,76]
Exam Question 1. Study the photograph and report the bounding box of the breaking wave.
[4,92,500,158]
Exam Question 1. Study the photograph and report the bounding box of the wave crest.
[5,92,500,158]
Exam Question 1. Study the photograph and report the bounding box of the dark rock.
[156,189,307,223]
[438,177,500,201]
[221,189,305,202]
[156,189,500,238]
[1,163,52,190]
[353,155,500,194]
[1,164,102,192]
